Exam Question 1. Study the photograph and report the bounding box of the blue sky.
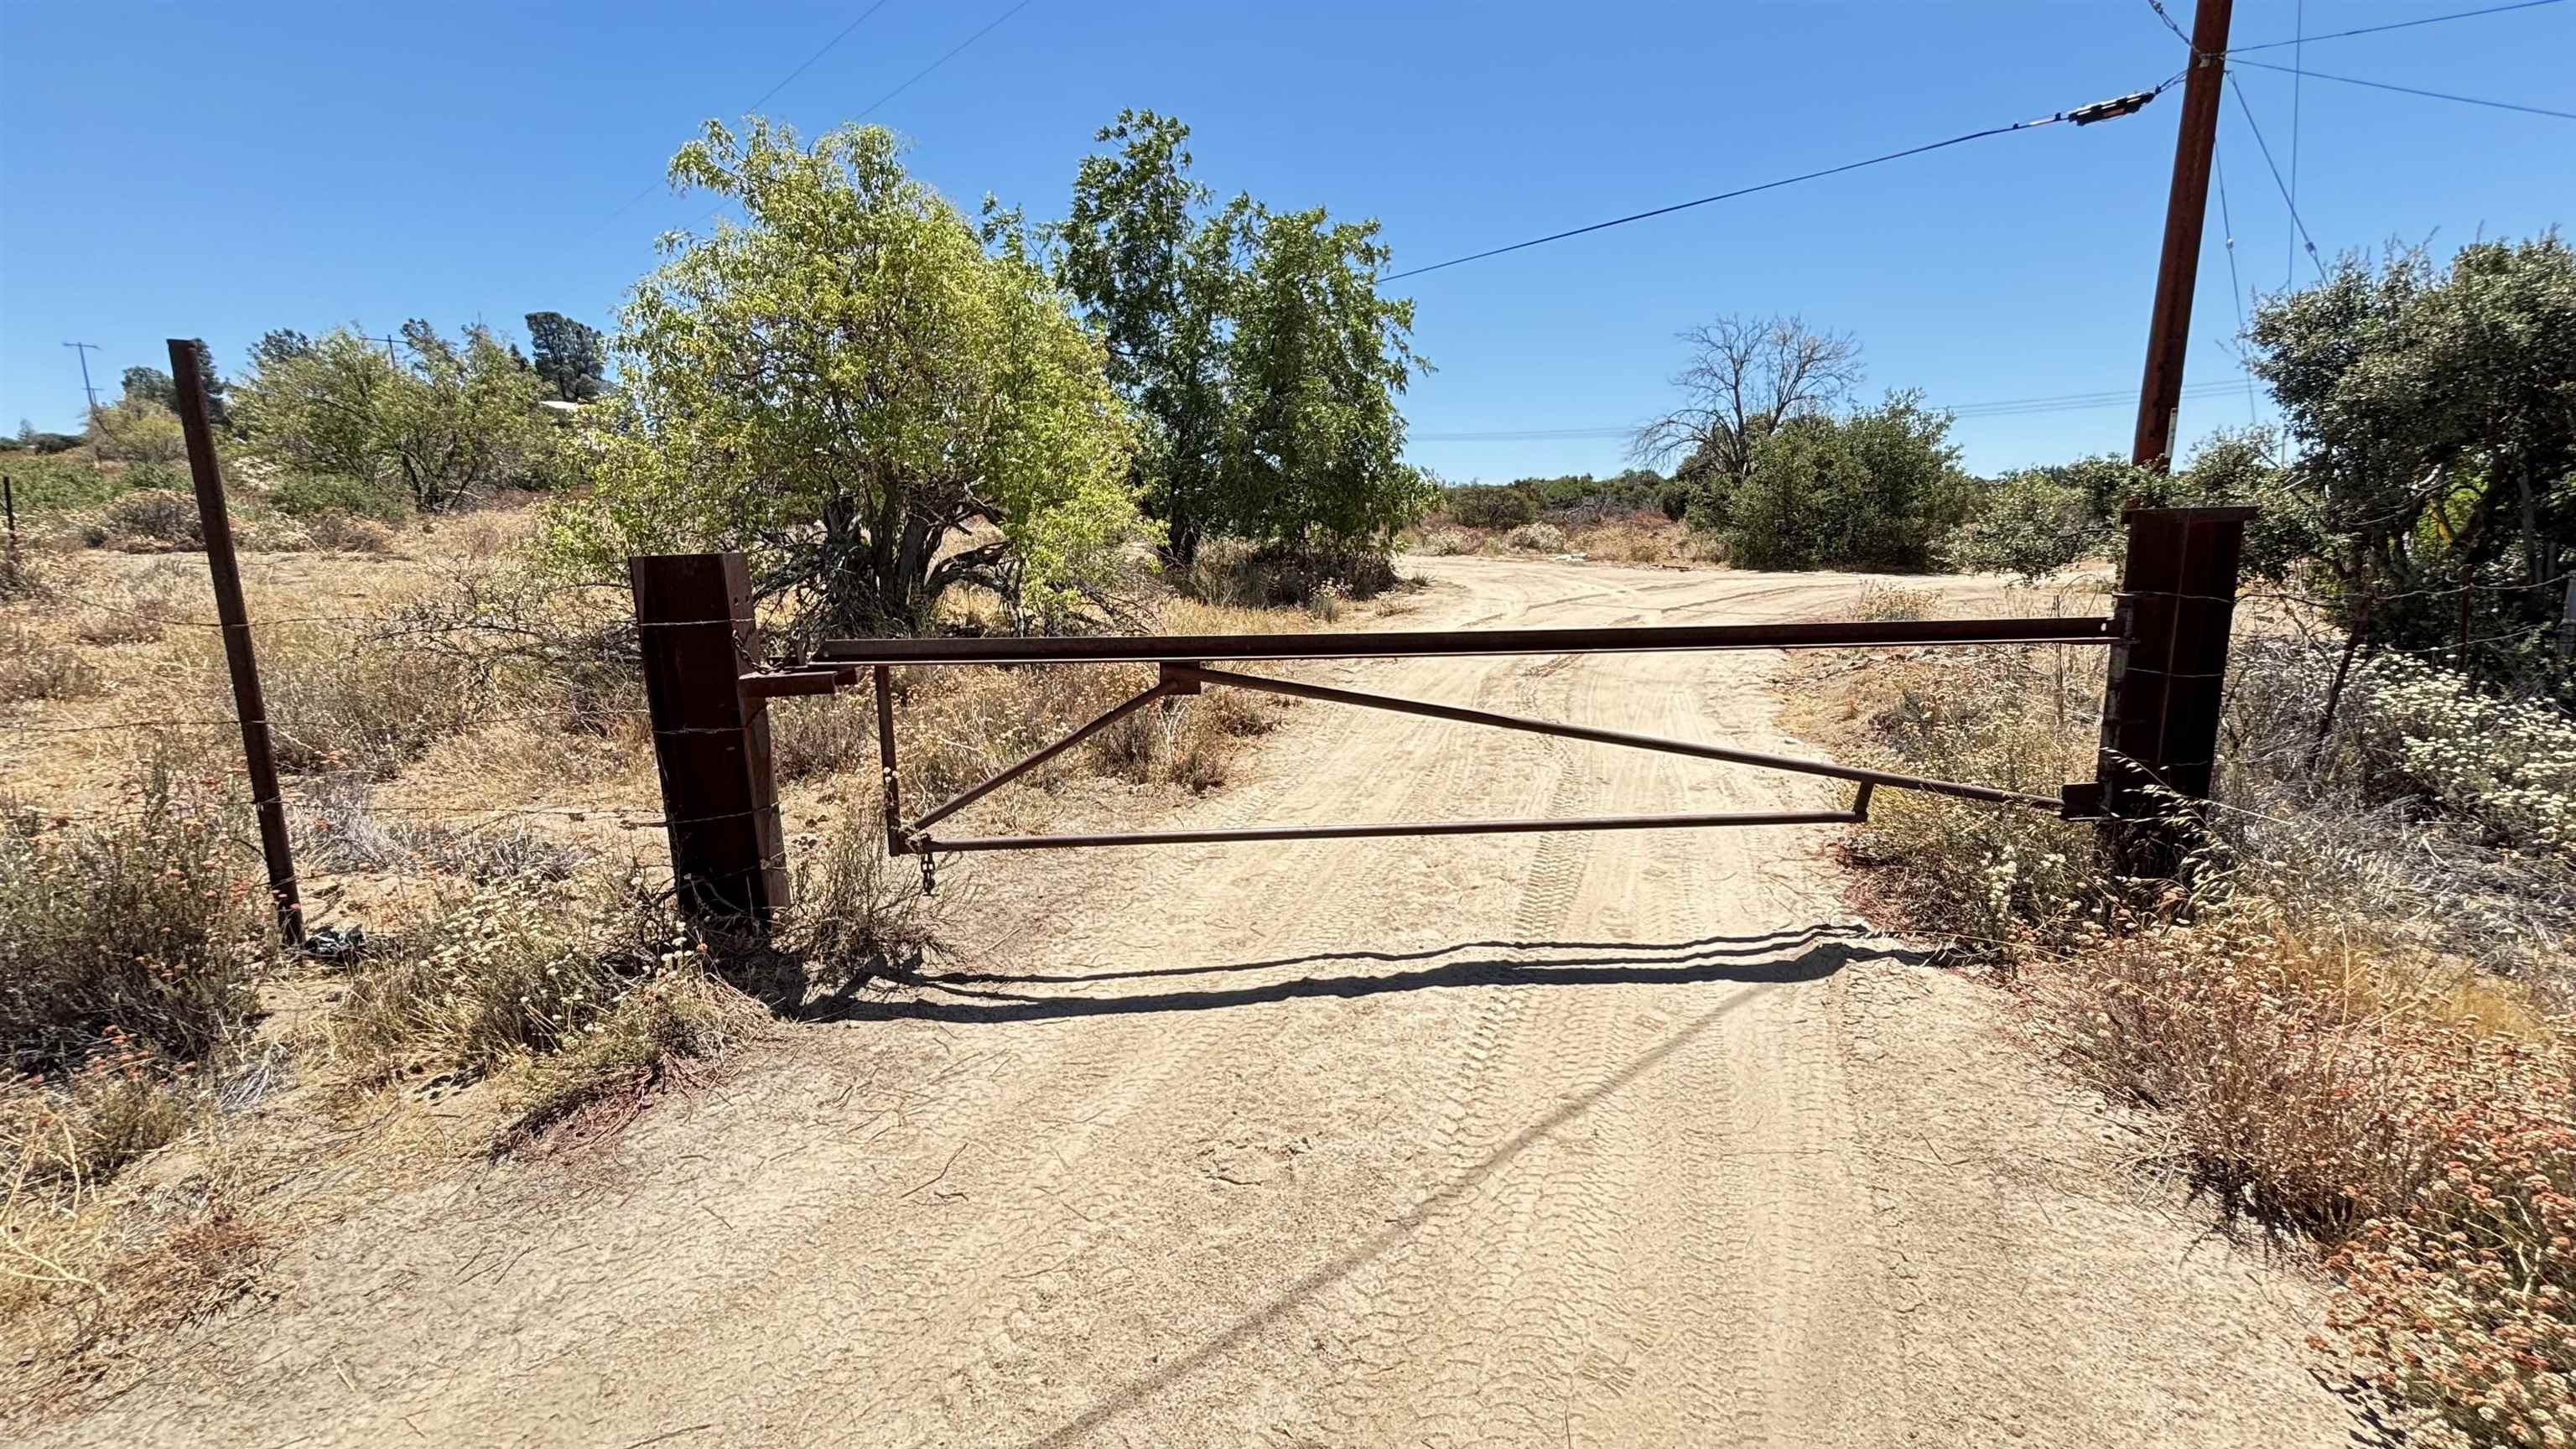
[3,1,2569,479]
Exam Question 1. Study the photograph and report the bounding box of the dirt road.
[60,558,2346,1446]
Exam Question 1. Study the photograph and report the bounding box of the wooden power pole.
[2131,0,2234,471]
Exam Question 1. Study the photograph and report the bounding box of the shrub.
[769,693,880,783]
[234,623,484,778]
[2039,912,2470,1237]
[2324,1059,2574,1446]
[29,433,82,455]
[1854,584,1937,622]
[0,780,265,1071]
[1414,526,1477,556]
[2334,652,2576,856]
[1947,468,2098,579]
[790,813,952,991]
[267,471,411,525]
[501,963,763,1140]
[1558,512,1712,566]
[2,455,127,518]
[1446,483,1539,529]
[1178,539,1400,609]
[1504,522,1567,553]
[1834,642,2107,953]
[0,1034,194,1189]
[86,400,187,465]
[0,543,39,601]
[303,514,397,553]
[1090,695,1248,791]
[87,487,201,551]
[0,626,101,704]
[1703,393,1971,572]
[291,776,584,882]
[335,875,678,1083]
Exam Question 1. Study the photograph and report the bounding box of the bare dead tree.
[1628,314,1863,485]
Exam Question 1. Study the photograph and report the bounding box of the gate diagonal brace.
[880,659,2065,856]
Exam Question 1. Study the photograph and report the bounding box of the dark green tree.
[120,345,228,425]
[1220,204,1431,553]
[2244,233,2576,682]
[1703,392,1968,571]
[523,311,608,402]
[1056,110,1431,566]
[120,366,176,409]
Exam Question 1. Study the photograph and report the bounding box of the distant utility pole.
[2131,0,2234,472]
[357,331,401,361]
[61,340,102,418]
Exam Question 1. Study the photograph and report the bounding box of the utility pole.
[61,340,103,419]
[2131,0,2234,471]
[357,331,401,361]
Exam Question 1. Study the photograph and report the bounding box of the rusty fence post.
[630,553,788,925]
[2096,505,2255,876]
[170,338,304,948]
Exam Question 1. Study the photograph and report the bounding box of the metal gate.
[628,506,2250,920]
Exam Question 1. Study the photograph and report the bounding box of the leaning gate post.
[2094,505,2254,877]
[630,552,790,924]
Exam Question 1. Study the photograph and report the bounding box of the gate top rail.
[815,615,2114,667]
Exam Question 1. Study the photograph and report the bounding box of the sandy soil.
[39,556,2350,1447]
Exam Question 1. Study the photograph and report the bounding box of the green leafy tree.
[2245,233,2576,680]
[233,321,554,511]
[542,118,1143,633]
[1056,110,1430,566]
[1220,205,1432,553]
[86,395,188,465]
[523,311,608,402]
[1706,391,1967,571]
[1056,111,1239,564]
[1946,468,2097,579]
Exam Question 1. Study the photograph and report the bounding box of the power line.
[1381,86,2168,283]
[2224,73,2329,279]
[1410,382,2257,441]
[2288,0,2303,289]
[2227,0,2565,55]
[747,1,898,113]
[2229,56,2576,121]
[589,3,904,235]
[852,0,1043,122]
[2210,150,2262,428]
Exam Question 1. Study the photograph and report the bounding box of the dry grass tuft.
[1806,615,2576,1446]
[1408,511,1717,567]
[0,773,266,1071]
[1854,583,1940,622]
[0,626,101,705]
[788,813,954,993]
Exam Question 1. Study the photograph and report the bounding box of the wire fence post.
[629,552,788,927]
[169,338,304,948]
[2096,504,2254,878]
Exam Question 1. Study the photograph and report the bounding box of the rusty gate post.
[2096,505,2255,877]
[630,553,788,925]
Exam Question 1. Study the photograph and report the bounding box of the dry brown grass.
[0,626,100,706]
[1409,511,1718,567]
[1800,614,2576,1445]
